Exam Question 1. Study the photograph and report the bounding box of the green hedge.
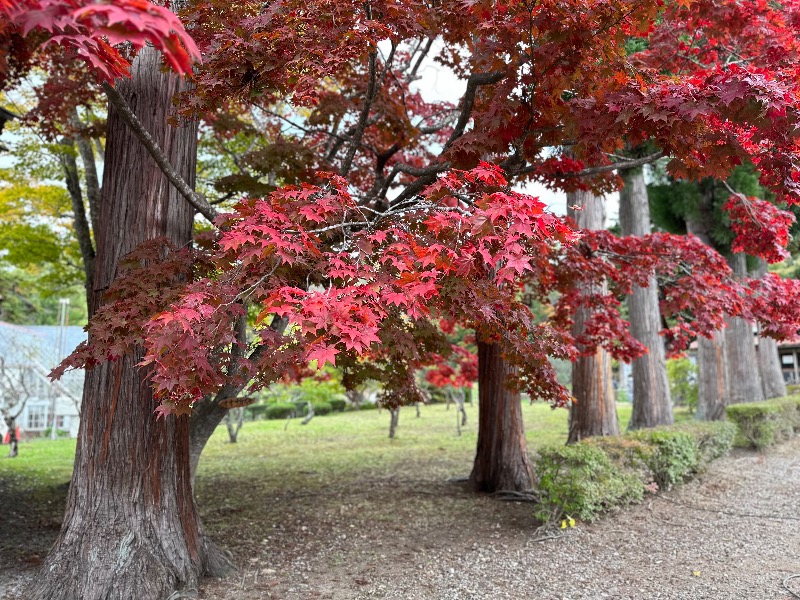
[244,405,269,420]
[311,401,333,416]
[329,398,347,412]
[627,429,698,489]
[726,396,800,449]
[670,421,737,465]
[533,420,737,523]
[534,444,644,523]
[265,403,297,420]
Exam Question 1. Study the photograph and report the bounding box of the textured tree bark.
[469,338,533,492]
[619,167,673,429]
[28,46,233,600]
[695,330,729,420]
[724,253,764,405]
[756,329,786,399]
[752,258,787,399]
[685,214,729,421]
[567,190,619,442]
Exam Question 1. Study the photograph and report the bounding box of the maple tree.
[7,0,800,597]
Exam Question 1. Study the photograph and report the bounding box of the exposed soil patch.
[1,439,798,599]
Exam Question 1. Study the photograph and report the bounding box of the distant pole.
[51,298,70,440]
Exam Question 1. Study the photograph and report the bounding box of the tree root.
[202,534,237,578]
[490,489,539,502]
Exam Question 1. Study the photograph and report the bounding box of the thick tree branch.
[387,71,505,206]
[59,140,95,300]
[75,135,101,236]
[443,71,506,151]
[101,81,218,223]
[378,161,450,202]
[71,110,102,236]
[339,50,379,176]
[408,37,434,81]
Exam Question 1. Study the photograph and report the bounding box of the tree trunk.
[388,407,399,438]
[619,167,673,429]
[225,407,244,443]
[28,46,233,600]
[685,216,729,420]
[695,330,729,420]
[567,190,619,442]
[5,416,18,458]
[346,388,364,409]
[469,338,532,492]
[724,253,764,405]
[752,258,787,399]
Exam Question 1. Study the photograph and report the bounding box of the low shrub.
[726,398,799,449]
[581,436,653,477]
[533,444,644,523]
[265,403,297,420]
[244,405,269,420]
[534,410,791,526]
[669,421,737,466]
[42,428,70,439]
[774,396,800,432]
[346,401,379,410]
[626,429,698,489]
[329,398,347,412]
[311,401,333,416]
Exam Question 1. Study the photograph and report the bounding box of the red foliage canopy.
[9,0,800,414]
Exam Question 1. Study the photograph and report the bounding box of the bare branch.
[408,37,434,81]
[101,81,218,223]
[519,151,664,178]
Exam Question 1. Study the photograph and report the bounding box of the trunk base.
[469,339,532,493]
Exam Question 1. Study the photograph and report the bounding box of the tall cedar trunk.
[567,190,619,442]
[469,338,533,492]
[686,216,729,420]
[28,47,232,600]
[724,253,764,405]
[619,167,673,429]
[752,258,787,399]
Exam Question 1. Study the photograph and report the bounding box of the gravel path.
[200,438,800,600]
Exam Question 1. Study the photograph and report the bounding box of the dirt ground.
[2,438,799,600]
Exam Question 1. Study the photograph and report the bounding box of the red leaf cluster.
[2,0,200,83]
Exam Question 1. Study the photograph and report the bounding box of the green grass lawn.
[0,401,695,572]
[0,401,680,492]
